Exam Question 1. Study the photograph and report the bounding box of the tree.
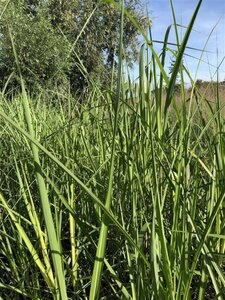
[0,0,148,94]
[0,0,71,94]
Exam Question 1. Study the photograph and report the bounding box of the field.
[1,1,225,299]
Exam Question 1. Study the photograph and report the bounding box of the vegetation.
[0,0,147,94]
[1,0,225,299]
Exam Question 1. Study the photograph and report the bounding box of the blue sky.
[134,0,225,84]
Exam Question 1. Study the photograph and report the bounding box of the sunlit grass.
[1,0,225,299]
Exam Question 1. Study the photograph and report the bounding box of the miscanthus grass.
[1,0,225,299]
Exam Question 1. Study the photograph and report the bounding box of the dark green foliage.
[0,0,148,95]
[0,1,71,94]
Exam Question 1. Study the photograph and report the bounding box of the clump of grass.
[1,0,225,299]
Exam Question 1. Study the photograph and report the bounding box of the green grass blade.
[164,0,202,122]
[89,2,124,298]
[8,28,68,299]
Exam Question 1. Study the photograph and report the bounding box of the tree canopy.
[0,0,148,95]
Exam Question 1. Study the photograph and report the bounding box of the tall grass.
[1,0,225,299]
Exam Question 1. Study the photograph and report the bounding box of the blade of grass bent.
[164,0,202,125]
